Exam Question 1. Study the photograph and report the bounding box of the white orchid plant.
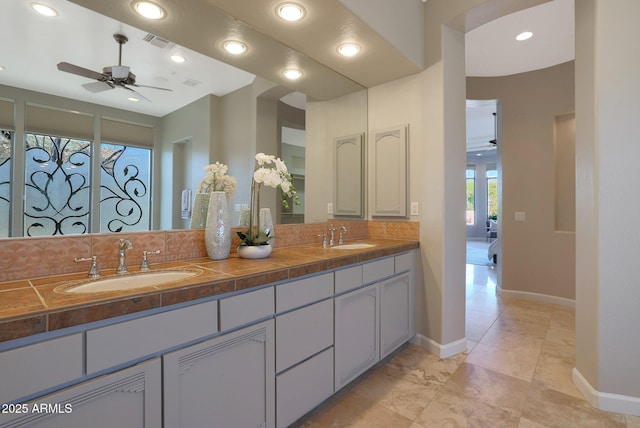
[198,162,237,198]
[237,153,299,246]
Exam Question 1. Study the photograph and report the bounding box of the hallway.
[295,264,639,427]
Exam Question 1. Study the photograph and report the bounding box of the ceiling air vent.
[143,33,175,50]
[182,79,201,87]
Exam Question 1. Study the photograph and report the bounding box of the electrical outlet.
[327,203,333,214]
[410,202,419,216]
[515,211,526,221]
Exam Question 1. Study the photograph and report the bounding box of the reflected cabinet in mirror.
[334,134,364,217]
[0,0,367,238]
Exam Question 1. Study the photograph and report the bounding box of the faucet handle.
[75,256,100,278]
[140,250,161,271]
[317,234,328,248]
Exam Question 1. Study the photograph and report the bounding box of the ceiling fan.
[57,33,171,102]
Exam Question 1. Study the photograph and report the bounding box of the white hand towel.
[181,189,192,219]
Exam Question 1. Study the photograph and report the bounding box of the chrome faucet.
[328,225,336,247]
[339,226,348,245]
[116,239,133,274]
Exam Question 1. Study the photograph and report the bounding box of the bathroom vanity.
[0,239,417,428]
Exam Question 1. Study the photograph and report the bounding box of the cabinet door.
[0,359,161,428]
[334,133,364,217]
[163,320,275,428]
[380,273,411,359]
[334,284,379,390]
[372,125,408,217]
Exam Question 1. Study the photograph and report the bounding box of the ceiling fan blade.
[132,83,172,92]
[82,81,114,93]
[57,62,107,81]
[120,84,151,102]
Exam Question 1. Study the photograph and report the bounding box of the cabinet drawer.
[276,347,334,428]
[334,265,363,294]
[363,257,395,284]
[395,251,413,274]
[219,286,274,331]
[86,300,218,373]
[276,299,333,373]
[276,272,333,313]
[0,333,83,404]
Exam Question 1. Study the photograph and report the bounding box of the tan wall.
[467,61,576,300]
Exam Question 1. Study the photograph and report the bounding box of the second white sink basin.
[63,270,200,294]
[331,243,376,250]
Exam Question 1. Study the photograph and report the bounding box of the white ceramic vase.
[204,191,231,260]
[190,193,210,229]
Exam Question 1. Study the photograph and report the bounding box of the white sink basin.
[331,243,376,250]
[63,270,200,294]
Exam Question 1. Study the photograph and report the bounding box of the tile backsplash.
[0,220,418,282]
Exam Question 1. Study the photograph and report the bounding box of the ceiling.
[465,0,574,153]
[0,0,573,121]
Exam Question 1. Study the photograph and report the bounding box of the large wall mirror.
[0,0,367,238]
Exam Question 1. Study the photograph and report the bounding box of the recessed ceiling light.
[283,68,303,80]
[170,54,186,63]
[134,1,166,20]
[128,96,140,102]
[276,3,306,22]
[223,40,247,55]
[337,43,361,57]
[516,31,533,41]
[30,3,58,17]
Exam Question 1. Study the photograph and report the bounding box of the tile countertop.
[0,239,419,343]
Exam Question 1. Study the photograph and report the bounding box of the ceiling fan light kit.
[57,33,172,102]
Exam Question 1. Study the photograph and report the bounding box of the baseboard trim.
[411,334,467,358]
[572,368,640,416]
[497,287,575,308]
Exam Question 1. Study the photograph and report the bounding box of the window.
[24,133,91,236]
[22,132,152,236]
[0,130,11,238]
[100,143,151,233]
[487,169,498,219]
[466,168,475,225]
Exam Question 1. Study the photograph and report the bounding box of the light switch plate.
[327,203,333,214]
[515,211,526,221]
[410,202,419,216]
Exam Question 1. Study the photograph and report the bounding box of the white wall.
[574,0,640,414]
[367,26,467,354]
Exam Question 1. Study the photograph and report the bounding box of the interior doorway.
[465,99,500,269]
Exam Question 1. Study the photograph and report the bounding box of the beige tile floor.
[295,264,640,428]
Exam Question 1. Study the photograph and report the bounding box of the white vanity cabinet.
[163,320,275,428]
[0,249,416,428]
[0,359,161,428]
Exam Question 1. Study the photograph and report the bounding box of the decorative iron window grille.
[100,143,151,233]
[0,129,11,238]
[24,134,91,236]
[23,133,152,236]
